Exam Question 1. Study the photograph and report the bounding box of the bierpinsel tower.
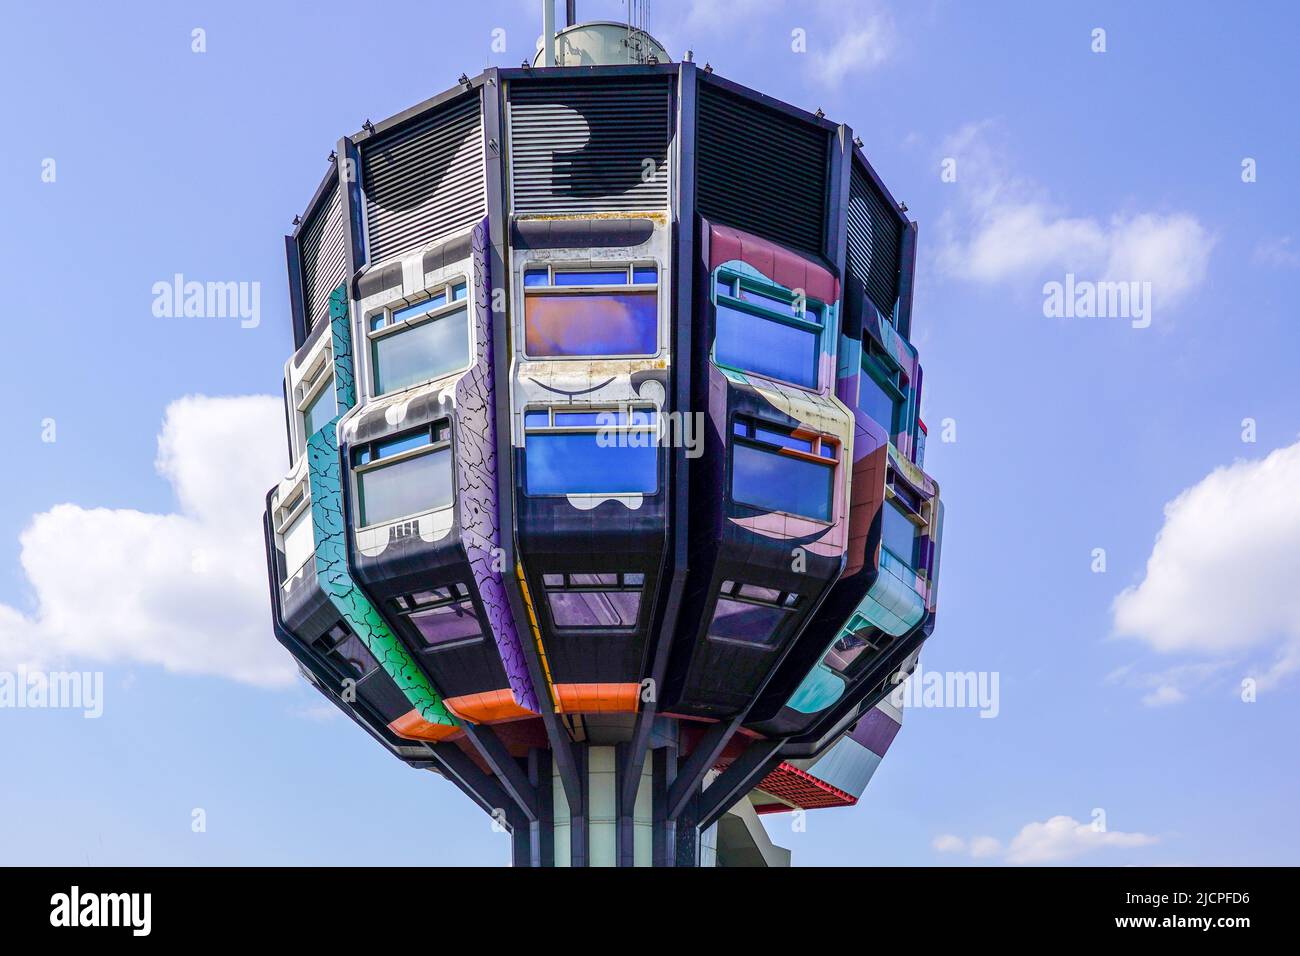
[264,1,943,866]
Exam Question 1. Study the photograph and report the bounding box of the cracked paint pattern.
[308,283,457,730]
[458,221,538,712]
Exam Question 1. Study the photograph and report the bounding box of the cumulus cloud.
[1253,235,1300,269]
[807,14,895,88]
[935,122,1215,312]
[936,816,1157,864]
[0,395,295,687]
[1112,439,1300,690]
[1006,816,1158,864]
[667,1,895,89]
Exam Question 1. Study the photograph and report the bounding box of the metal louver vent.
[508,78,671,214]
[361,94,484,265]
[299,179,347,332]
[846,161,902,322]
[696,82,829,257]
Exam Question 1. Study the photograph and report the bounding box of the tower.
[264,4,943,866]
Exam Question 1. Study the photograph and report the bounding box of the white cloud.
[1253,235,1300,269]
[1112,439,1300,689]
[664,1,895,89]
[0,395,295,688]
[1140,685,1186,708]
[1006,816,1158,865]
[936,122,1215,311]
[937,816,1157,864]
[931,833,967,853]
[808,15,894,88]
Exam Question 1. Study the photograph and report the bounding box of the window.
[351,422,453,528]
[367,280,470,395]
[294,350,336,451]
[820,617,895,677]
[274,484,314,584]
[542,572,643,629]
[860,339,904,438]
[704,580,799,647]
[881,496,919,566]
[301,378,336,438]
[522,263,658,357]
[730,417,837,521]
[524,406,658,496]
[714,272,824,388]
[311,622,379,681]
[393,584,483,649]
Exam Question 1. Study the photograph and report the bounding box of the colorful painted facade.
[263,21,943,867]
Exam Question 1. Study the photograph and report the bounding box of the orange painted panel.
[552,682,641,715]
[444,690,538,724]
[388,709,461,743]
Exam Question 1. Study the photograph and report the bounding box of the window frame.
[391,582,487,652]
[350,420,455,530]
[273,479,313,586]
[520,261,661,361]
[729,415,839,523]
[293,347,336,453]
[310,621,379,683]
[712,268,826,391]
[522,404,660,498]
[704,579,800,650]
[880,486,924,568]
[860,338,906,440]
[541,571,645,632]
[364,277,472,397]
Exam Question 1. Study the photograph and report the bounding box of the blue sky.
[2,0,1298,865]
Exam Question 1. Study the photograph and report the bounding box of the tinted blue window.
[881,498,918,565]
[754,426,812,453]
[393,294,446,323]
[632,266,657,284]
[715,302,818,387]
[374,430,431,460]
[552,411,607,427]
[302,380,336,438]
[732,442,832,520]
[737,285,802,319]
[550,409,655,427]
[859,369,899,436]
[451,283,467,300]
[524,410,549,428]
[524,269,549,287]
[553,270,626,286]
[525,433,657,495]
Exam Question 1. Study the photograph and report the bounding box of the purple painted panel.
[850,705,902,758]
[454,220,539,713]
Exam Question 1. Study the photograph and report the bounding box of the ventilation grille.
[299,179,347,332]
[361,94,484,265]
[508,79,671,214]
[696,83,828,257]
[846,161,902,322]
